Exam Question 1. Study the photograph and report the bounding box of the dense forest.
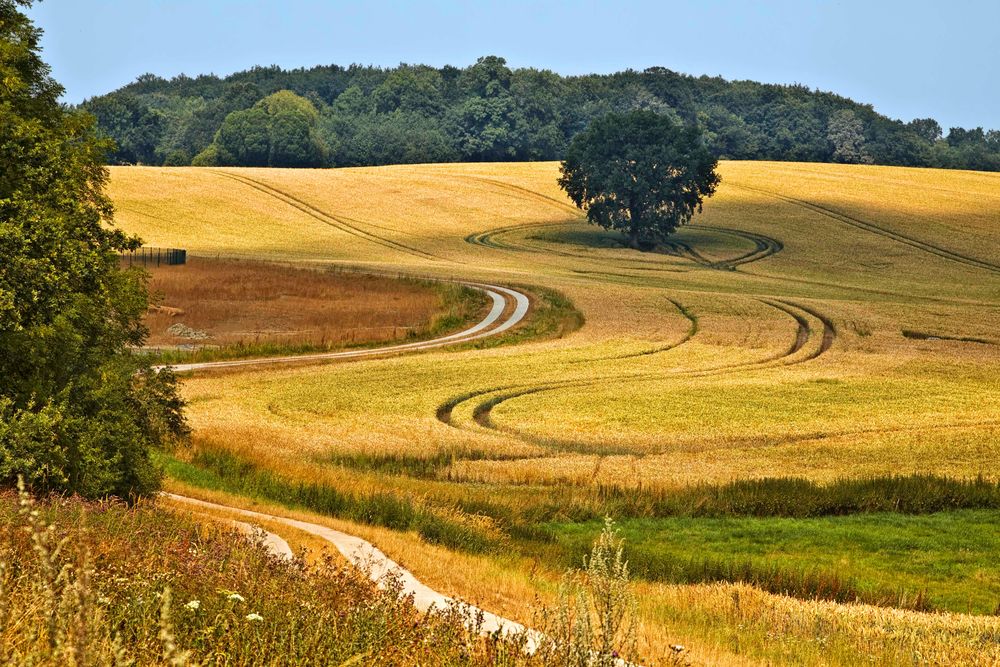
[82,56,1000,171]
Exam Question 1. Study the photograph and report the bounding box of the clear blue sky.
[25,0,1000,130]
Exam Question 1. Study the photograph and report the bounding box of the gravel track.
[160,282,529,373]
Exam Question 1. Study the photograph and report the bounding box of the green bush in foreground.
[0,0,187,499]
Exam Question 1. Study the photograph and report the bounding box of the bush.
[535,519,638,666]
[191,142,220,166]
[162,149,191,166]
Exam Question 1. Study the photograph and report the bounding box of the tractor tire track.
[658,226,783,271]
[441,300,836,452]
[467,213,782,274]
[211,170,448,263]
[458,175,582,216]
[575,298,699,363]
[734,183,1000,275]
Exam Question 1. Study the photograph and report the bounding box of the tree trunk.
[628,207,642,250]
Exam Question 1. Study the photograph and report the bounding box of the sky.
[24,0,1000,131]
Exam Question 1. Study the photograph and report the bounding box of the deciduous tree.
[558,111,720,249]
[0,0,187,498]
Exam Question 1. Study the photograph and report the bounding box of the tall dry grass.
[0,482,530,666]
[142,257,469,348]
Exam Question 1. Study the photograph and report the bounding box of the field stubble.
[111,160,1000,665]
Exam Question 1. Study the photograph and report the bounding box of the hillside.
[109,160,1000,665]
[84,57,1000,171]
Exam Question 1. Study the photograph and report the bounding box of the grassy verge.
[469,284,584,349]
[590,474,1000,518]
[162,450,499,554]
[0,487,525,665]
[166,437,1000,614]
[546,513,1000,614]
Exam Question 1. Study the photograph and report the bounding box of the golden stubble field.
[110,161,1000,665]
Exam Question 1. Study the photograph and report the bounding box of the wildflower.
[246,612,264,622]
[670,644,685,652]
[227,593,245,603]
[184,600,201,611]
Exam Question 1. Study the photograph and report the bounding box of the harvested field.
[111,160,1000,666]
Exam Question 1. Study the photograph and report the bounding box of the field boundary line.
[210,170,449,263]
[733,183,1000,274]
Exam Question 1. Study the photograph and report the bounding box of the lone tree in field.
[559,110,720,249]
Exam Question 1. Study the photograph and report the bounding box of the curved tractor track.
[210,170,450,263]
[467,217,782,275]
[161,282,530,373]
[438,298,837,453]
[735,183,1000,275]
[661,225,784,271]
[578,298,699,363]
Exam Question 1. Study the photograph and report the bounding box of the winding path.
[164,493,543,651]
[160,277,548,651]
[161,282,530,373]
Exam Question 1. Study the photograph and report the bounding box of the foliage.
[213,90,327,167]
[536,519,637,667]
[80,55,1000,171]
[827,109,871,164]
[0,483,531,665]
[559,111,720,246]
[0,2,186,498]
[85,93,163,164]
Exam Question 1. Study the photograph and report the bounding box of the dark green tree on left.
[0,0,188,498]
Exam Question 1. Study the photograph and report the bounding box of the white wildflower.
[227,593,245,603]
[184,600,201,611]
[245,612,263,622]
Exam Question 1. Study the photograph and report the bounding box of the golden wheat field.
[110,161,1000,665]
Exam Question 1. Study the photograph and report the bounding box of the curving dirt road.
[160,282,530,373]
[160,278,545,650]
[164,493,543,652]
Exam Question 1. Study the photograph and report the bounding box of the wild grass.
[161,483,1000,667]
[0,483,528,666]
[142,258,486,363]
[547,512,1000,614]
[167,436,1000,615]
[164,449,499,554]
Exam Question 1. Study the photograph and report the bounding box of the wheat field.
[110,161,1000,665]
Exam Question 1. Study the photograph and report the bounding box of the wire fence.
[119,247,187,267]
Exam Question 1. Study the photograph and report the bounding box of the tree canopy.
[0,0,186,498]
[81,56,1000,171]
[559,111,720,248]
[200,90,327,167]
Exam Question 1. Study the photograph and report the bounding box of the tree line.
[83,56,1000,171]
